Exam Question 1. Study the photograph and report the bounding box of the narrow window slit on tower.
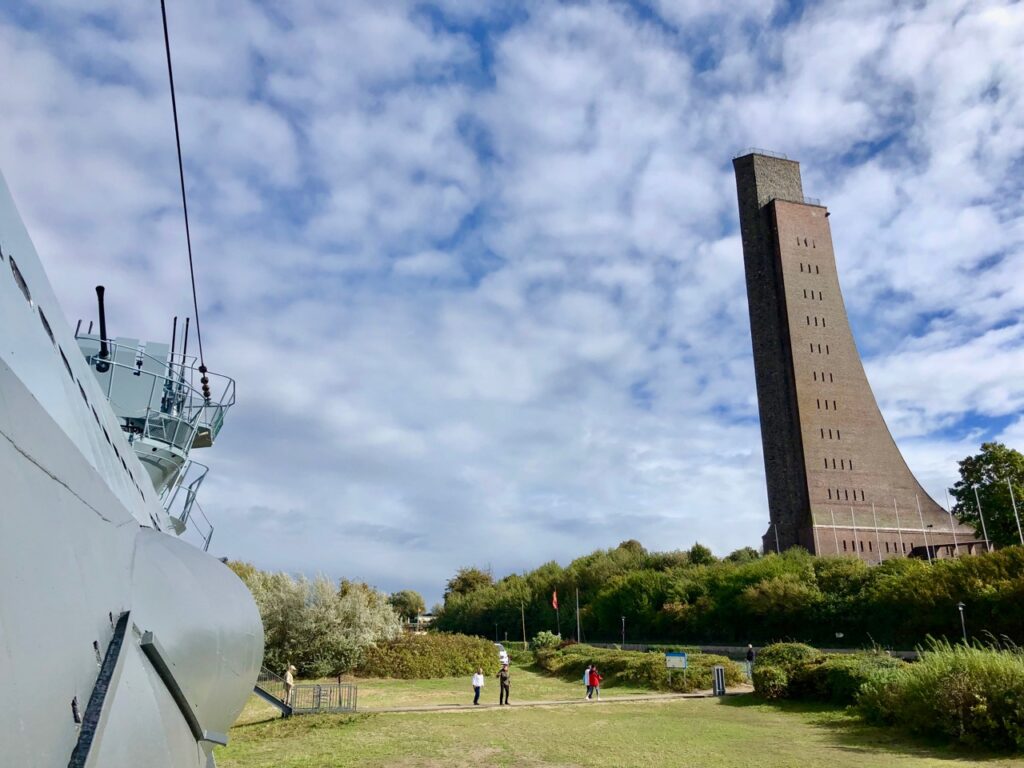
[800,263,804,272]
[820,428,824,438]
[844,489,849,500]
[824,458,828,468]
[825,344,830,354]
[822,318,826,327]
[829,372,833,382]
[828,489,832,499]
[815,265,820,274]
[814,371,818,381]
[814,317,819,326]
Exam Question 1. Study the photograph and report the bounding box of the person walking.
[588,665,602,700]
[472,667,484,705]
[583,664,593,699]
[497,663,511,705]
[283,664,297,705]
[745,644,755,681]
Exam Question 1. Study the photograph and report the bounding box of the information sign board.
[665,652,688,670]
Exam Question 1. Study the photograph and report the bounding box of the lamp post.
[621,616,626,648]
[957,602,967,644]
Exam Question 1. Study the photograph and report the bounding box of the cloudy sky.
[2,0,1022,604]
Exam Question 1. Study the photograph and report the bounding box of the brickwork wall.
[733,154,809,551]
[735,153,975,561]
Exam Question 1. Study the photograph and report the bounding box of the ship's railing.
[76,336,234,452]
[256,668,290,704]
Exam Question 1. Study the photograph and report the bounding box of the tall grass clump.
[858,640,1024,750]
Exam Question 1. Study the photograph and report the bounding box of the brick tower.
[733,151,976,561]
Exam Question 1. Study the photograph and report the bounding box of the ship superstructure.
[0,169,262,767]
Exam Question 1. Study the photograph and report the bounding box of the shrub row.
[858,641,1024,751]
[534,644,744,693]
[356,633,501,679]
[752,642,905,704]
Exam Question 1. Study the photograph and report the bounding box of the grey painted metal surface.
[0,168,263,766]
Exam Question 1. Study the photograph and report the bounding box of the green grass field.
[220,669,1024,767]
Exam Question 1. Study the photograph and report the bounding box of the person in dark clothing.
[745,644,755,680]
[497,663,511,705]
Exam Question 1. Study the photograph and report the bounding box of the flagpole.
[521,602,527,646]
[944,489,960,557]
[973,485,991,551]
[830,507,839,553]
[916,495,932,564]
[575,588,581,642]
[1008,478,1024,546]
[893,498,904,555]
[872,503,882,564]
[851,506,860,558]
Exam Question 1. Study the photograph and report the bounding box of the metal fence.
[290,683,358,714]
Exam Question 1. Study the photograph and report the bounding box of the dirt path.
[360,687,752,714]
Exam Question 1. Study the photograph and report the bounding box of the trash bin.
[712,665,726,696]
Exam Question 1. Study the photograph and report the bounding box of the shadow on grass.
[719,695,1017,763]
[232,713,371,734]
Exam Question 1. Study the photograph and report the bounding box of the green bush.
[356,633,500,679]
[755,642,823,673]
[752,665,788,699]
[789,652,906,703]
[534,644,744,693]
[530,631,562,651]
[858,641,1024,750]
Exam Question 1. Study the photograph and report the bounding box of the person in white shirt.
[472,668,484,705]
[584,664,592,699]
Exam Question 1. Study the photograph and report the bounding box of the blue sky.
[2,0,1022,604]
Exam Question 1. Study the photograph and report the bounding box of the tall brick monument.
[733,150,976,560]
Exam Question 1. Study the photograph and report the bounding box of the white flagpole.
[575,588,581,642]
[893,498,904,555]
[872,502,882,564]
[1007,478,1024,546]
[812,516,821,554]
[973,485,991,551]
[830,507,840,554]
[851,506,860,558]
[944,489,960,557]
[916,495,932,564]
[773,522,781,554]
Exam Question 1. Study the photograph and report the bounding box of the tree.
[689,542,716,565]
[444,567,493,602]
[949,442,1024,548]
[389,590,426,621]
[725,547,761,564]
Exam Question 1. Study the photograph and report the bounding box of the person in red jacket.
[587,666,602,700]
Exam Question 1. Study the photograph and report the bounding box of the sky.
[1,0,1023,606]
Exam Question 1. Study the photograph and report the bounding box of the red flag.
[552,590,559,610]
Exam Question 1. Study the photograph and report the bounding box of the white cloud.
[1,0,1022,603]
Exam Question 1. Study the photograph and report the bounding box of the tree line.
[433,540,1024,648]
[435,442,1024,648]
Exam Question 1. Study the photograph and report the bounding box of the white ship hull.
[0,171,262,766]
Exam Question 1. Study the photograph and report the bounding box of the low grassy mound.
[534,644,744,693]
[357,633,500,679]
[858,641,1024,751]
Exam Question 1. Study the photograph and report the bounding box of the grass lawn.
[218,697,1024,768]
[235,665,657,725]
[221,669,1024,768]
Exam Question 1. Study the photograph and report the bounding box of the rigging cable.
[159,0,211,401]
